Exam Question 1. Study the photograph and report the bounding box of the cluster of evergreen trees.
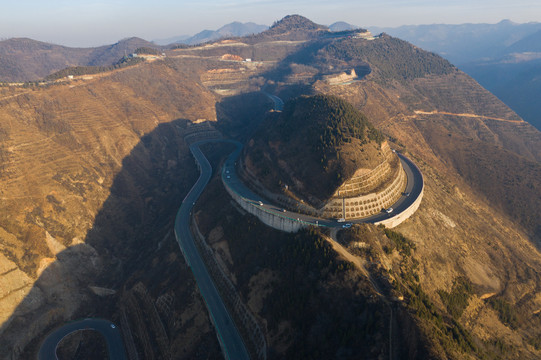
[278,94,383,155]
[324,36,456,82]
[134,47,161,55]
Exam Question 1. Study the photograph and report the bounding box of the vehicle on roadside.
[404,192,410,196]
[342,223,352,228]
[385,207,393,214]
[282,208,286,212]
[258,201,263,206]
[337,218,346,223]
[110,324,116,329]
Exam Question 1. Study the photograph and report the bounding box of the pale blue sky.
[1,0,540,46]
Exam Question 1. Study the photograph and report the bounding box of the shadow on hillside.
[256,39,371,87]
[2,119,222,359]
[215,91,274,142]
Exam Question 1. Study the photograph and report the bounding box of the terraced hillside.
[1,14,540,360]
[0,57,224,359]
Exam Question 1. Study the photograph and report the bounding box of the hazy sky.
[1,0,540,47]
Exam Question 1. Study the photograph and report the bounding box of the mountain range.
[370,20,541,65]
[0,20,356,83]
[154,21,269,45]
[0,14,540,360]
[153,20,358,46]
[0,37,157,82]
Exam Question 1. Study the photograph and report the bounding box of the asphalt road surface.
[262,92,284,111]
[223,148,423,228]
[38,318,126,360]
[174,140,249,360]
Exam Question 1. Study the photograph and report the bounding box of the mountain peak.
[269,14,328,33]
[329,21,358,32]
[247,15,328,42]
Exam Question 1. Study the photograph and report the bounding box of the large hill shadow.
[2,119,222,359]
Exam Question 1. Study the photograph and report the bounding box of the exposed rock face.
[221,54,245,61]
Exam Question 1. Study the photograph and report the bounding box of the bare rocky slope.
[0,14,540,359]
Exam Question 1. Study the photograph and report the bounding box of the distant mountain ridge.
[0,37,159,82]
[156,20,360,46]
[329,21,358,32]
[504,29,541,54]
[161,21,268,46]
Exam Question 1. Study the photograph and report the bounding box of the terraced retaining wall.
[322,162,407,220]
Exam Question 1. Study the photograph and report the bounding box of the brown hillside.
[310,41,541,357]
[1,15,541,360]
[0,37,159,82]
[0,57,221,358]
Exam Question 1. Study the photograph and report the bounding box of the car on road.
[110,324,116,329]
[281,208,286,212]
[385,207,393,214]
[342,223,352,228]
[258,201,263,206]
[404,192,410,197]
[337,218,346,223]
[226,175,231,179]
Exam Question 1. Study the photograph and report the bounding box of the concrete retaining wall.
[334,142,394,197]
[223,181,306,233]
[375,178,424,228]
[322,162,407,219]
[225,145,422,230]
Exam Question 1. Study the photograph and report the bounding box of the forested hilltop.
[245,94,385,203]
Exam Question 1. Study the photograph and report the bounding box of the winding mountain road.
[174,92,423,359]
[222,150,423,227]
[174,140,249,360]
[38,92,422,360]
[38,318,126,360]
[181,134,421,359]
